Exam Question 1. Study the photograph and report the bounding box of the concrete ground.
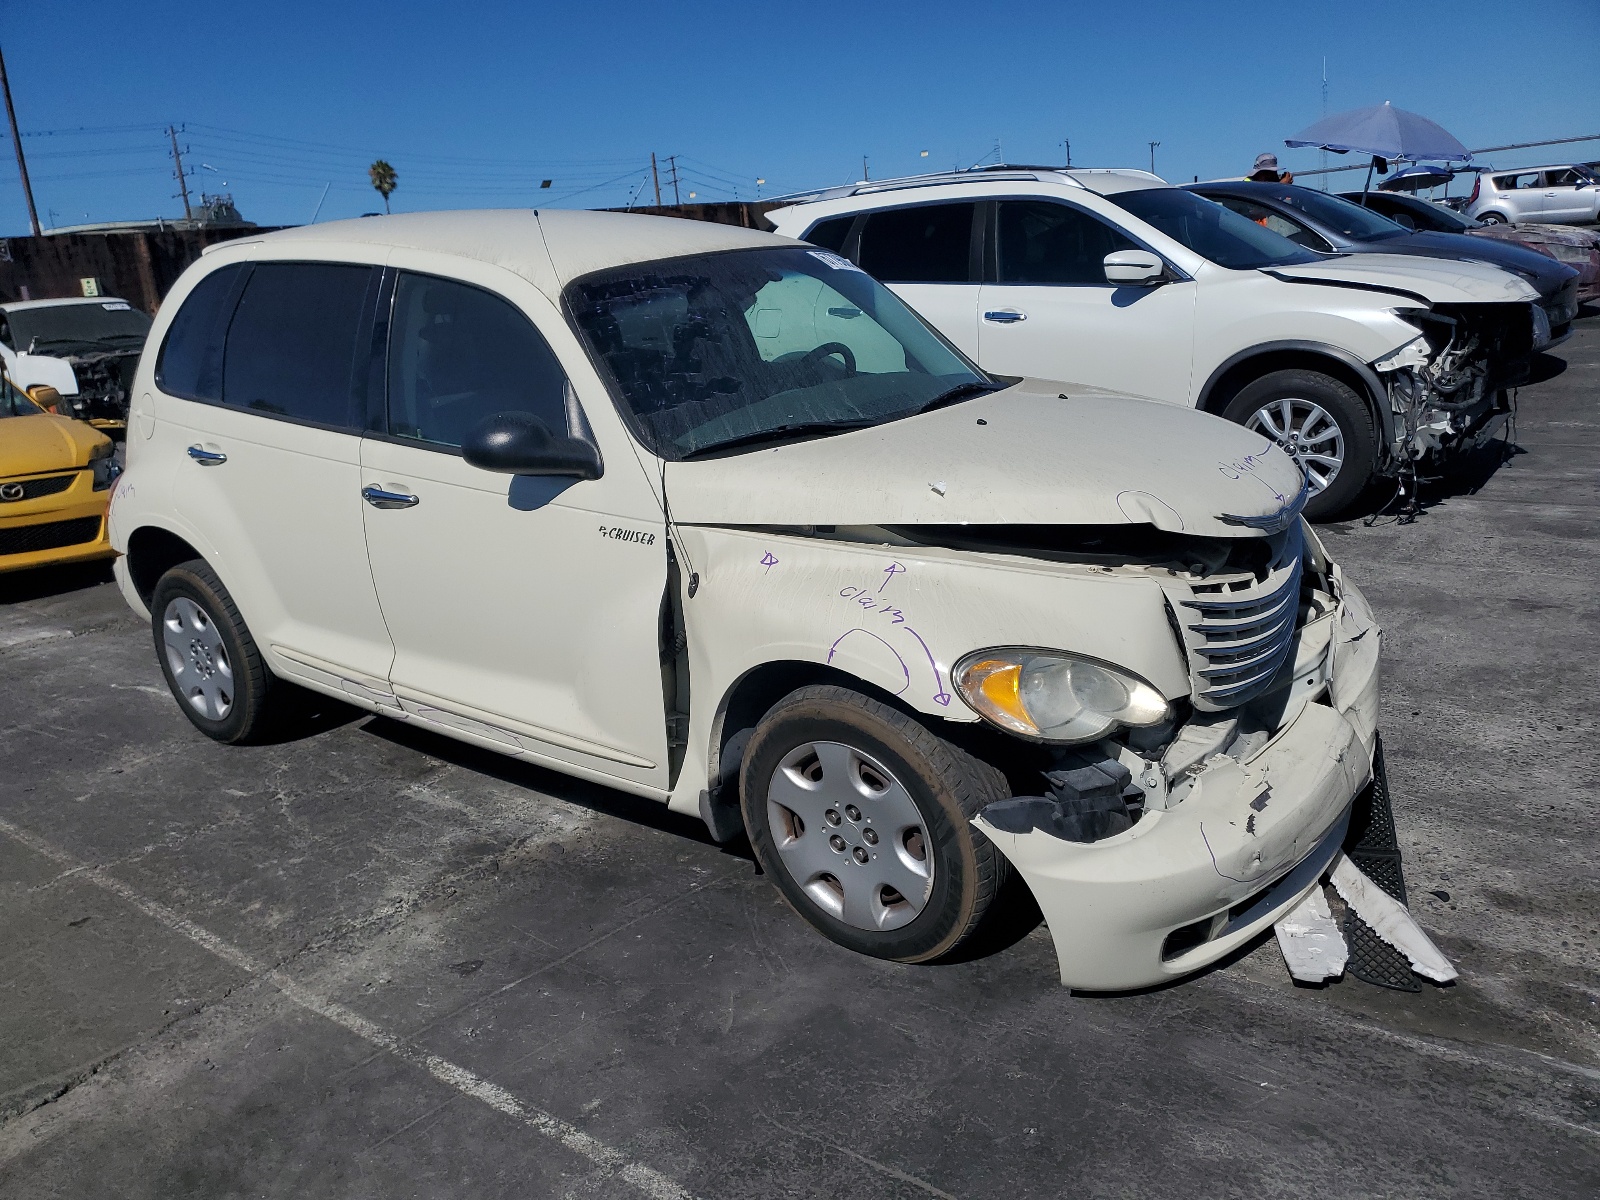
[2,316,1597,1200]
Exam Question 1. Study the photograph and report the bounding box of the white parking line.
[0,816,697,1200]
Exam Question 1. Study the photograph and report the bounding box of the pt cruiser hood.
[1266,251,1540,304]
[663,381,1306,539]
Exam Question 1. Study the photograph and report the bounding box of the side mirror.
[1103,250,1166,286]
[26,384,63,413]
[463,412,603,480]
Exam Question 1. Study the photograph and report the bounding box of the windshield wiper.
[680,417,880,459]
[910,379,1004,416]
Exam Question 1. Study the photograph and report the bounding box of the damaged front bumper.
[975,571,1382,991]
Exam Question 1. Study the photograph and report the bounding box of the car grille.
[0,473,76,502]
[0,516,103,557]
[1169,525,1305,712]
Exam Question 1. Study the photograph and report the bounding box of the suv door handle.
[361,485,419,510]
[983,310,1027,323]
[186,444,227,465]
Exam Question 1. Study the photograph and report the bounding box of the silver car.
[1466,164,1600,226]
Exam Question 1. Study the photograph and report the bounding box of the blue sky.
[3,0,1596,233]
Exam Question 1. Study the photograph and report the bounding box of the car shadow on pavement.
[0,559,115,604]
[358,711,746,856]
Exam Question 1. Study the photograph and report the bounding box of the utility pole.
[1148,141,1160,175]
[1320,57,1329,190]
[663,155,681,205]
[651,152,662,208]
[0,43,40,237]
[1064,137,1071,168]
[862,155,868,181]
[168,124,192,221]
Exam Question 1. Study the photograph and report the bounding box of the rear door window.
[385,272,572,450]
[997,200,1141,284]
[155,264,248,403]
[221,262,378,428]
[803,216,855,254]
[856,203,976,283]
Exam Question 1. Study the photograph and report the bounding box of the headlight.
[89,439,120,491]
[953,649,1170,744]
[1531,302,1551,349]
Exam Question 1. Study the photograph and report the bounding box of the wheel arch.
[697,658,985,842]
[125,524,207,607]
[1196,341,1395,456]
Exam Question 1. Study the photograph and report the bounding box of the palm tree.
[368,160,397,214]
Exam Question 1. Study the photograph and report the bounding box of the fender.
[1196,339,1398,457]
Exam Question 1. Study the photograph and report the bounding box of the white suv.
[111,210,1389,990]
[769,169,1544,519]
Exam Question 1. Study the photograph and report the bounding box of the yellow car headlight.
[954,648,1169,744]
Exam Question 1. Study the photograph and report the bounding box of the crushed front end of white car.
[669,383,1387,991]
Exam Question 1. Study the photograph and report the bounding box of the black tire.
[1477,211,1509,225]
[740,684,1011,963]
[149,559,285,744]
[1222,368,1378,521]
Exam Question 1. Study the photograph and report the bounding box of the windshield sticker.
[100,301,132,311]
[807,250,864,273]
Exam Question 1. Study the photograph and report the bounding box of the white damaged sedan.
[112,210,1385,990]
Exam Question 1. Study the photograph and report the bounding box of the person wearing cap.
[1247,152,1294,183]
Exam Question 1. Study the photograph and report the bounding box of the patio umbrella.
[1286,101,1471,197]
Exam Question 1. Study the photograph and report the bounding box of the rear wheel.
[741,685,1011,963]
[1223,369,1377,521]
[150,559,286,744]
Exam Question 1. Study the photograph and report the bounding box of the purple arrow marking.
[760,551,778,572]
[903,624,951,706]
[878,561,906,593]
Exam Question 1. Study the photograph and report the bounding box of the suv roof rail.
[770,167,1081,206]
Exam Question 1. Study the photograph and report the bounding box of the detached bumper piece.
[1338,741,1419,990]
[1272,739,1458,990]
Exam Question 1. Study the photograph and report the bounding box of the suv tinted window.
[156,264,248,403]
[857,203,975,283]
[222,263,376,427]
[804,216,855,254]
[997,200,1141,284]
[387,272,570,449]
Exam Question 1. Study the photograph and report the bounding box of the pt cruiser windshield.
[567,247,994,459]
[1110,189,1323,270]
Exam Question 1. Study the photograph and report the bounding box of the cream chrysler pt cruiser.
[110,211,1384,990]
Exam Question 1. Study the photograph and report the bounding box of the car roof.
[771,166,1166,209]
[1485,164,1589,176]
[0,296,135,312]
[236,209,789,296]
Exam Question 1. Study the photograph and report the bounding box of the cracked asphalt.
[2,314,1597,1198]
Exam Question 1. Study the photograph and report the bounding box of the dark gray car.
[1187,181,1580,337]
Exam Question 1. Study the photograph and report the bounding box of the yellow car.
[0,373,119,573]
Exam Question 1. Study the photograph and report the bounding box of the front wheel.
[741,685,1011,963]
[1223,369,1377,521]
[1477,211,1509,225]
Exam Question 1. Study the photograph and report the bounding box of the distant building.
[43,194,256,236]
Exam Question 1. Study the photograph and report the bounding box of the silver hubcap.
[766,741,933,932]
[1247,397,1346,494]
[162,596,234,721]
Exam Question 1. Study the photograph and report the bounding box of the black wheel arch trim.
[1197,339,1396,455]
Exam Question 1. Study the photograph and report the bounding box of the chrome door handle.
[361,485,419,509]
[983,310,1027,323]
[187,444,227,465]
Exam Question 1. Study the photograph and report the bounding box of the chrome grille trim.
[1172,526,1306,712]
